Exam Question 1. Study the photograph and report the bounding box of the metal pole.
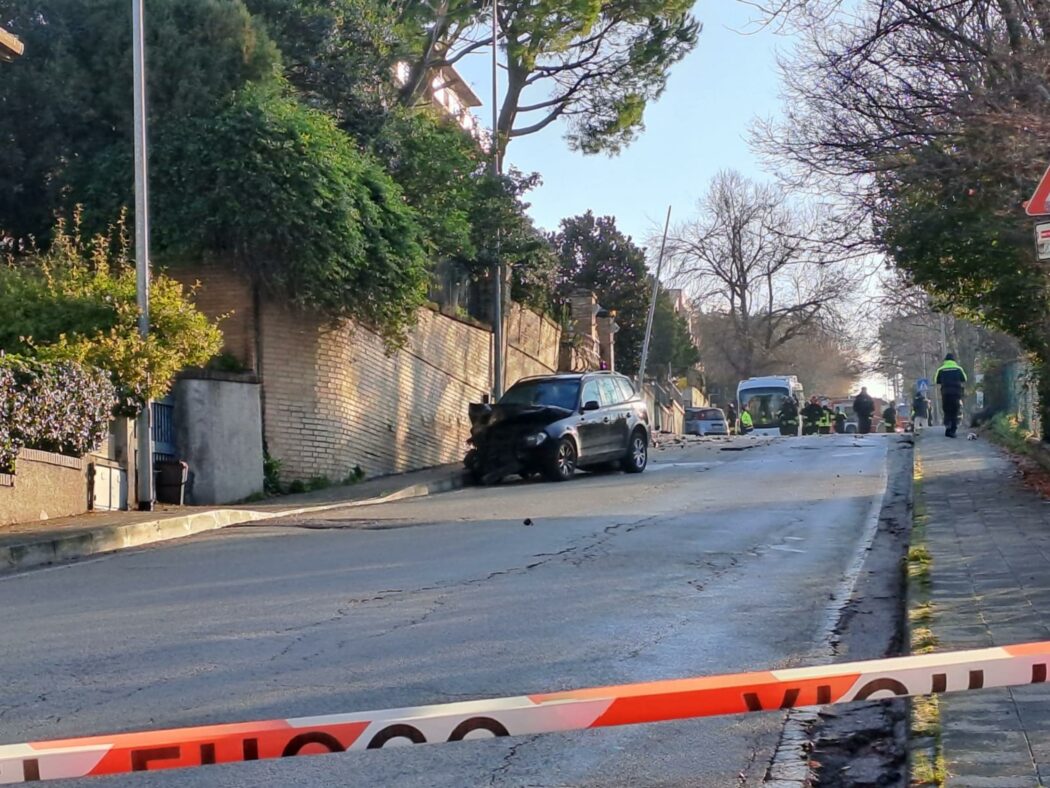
[132,0,154,511]
[490,0,504,400]
[638,206,673,386]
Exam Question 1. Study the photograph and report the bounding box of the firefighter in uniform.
[834,408,847,434]
[778,396,800,436]
[802,396,823,436]
[819,402,834,435]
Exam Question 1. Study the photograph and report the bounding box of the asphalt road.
[0,434,895,787]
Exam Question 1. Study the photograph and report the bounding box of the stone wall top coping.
[178,369,261,385]
[18,448,85,471]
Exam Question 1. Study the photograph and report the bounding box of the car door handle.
[602,417,611,424]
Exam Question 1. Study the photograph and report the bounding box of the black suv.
[465,372,651,484]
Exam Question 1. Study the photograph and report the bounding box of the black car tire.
[622,429,648,474]
[543,437,577,482]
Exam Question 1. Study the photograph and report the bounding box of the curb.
[0,471,466,574]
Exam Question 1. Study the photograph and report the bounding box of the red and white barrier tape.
[3,640,1049,783]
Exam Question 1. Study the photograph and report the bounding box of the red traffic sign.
[1026,165,1050,216]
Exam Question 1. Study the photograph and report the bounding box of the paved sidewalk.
[919,432,1050,786]
[0,463,465,573]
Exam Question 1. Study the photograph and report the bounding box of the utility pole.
[490,0,504,401]
[132,0,154,510]
[638,206,673,387]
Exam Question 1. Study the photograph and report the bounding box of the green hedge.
[0,357,116,473]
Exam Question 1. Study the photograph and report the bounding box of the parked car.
[684,407,728,437]
[465,372,651,484]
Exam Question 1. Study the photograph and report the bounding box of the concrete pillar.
[569,290,599,345]
[597,315,619,372]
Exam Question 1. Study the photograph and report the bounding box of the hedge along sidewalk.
[0,463,466,574]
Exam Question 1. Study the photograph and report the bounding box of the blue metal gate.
[151,397,177,463]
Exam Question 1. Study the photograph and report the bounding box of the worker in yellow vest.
[740,409,754,434]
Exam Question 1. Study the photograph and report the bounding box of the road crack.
[489,736,538,786]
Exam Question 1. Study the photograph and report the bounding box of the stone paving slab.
[919,433,1050,785]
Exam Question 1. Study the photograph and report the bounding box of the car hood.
[469,403,573,434]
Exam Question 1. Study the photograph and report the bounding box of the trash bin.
[156,460,189,505]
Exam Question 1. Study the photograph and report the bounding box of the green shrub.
[0,214,224,415]
[0,356,116,473]
[263,450,283,495]
[989,413,1032,454]
[152,84,429,348]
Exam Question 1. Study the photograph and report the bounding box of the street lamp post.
[638,206,673,387]
[490,0,504,401]
[132,0,154,510]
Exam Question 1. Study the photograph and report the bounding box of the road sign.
[1036,223,1050,260]
[1026,164,1050,216]
[916,378,929,393]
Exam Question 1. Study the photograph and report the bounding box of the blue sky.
[457,2,787,245]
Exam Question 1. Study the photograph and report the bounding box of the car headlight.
[523,432,548,448]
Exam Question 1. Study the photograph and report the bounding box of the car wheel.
[622,429,648,474]
[543,438,577,482]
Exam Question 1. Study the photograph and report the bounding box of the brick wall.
[505,304,561,385]
[170,264,562,482]
[166,262,257,370]
[260,302,562,482]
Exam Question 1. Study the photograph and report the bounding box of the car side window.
[598,378,623,407]
[580,380,600,408]
[615,377,635,402]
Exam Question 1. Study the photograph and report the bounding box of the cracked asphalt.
[0,434,893,786]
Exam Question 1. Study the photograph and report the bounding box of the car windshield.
[499,379,580,411]
[739,387,791,429]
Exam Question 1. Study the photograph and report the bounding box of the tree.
[552,212,696,375]
[371,108,486,265]
[242,0,404,138]
[666,170,854,382]
[756,0,1050,435]
[552,212,652,373]
[0,0,280,240]
[0,2,436,345]
[648,293,701,377]
[152,85,430,346]
[396,0,700,159]
[694,311,859,399]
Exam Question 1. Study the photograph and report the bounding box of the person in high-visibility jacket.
[740,409,754,434]
[935,353,968,438]
[818,403,833,435]
[834,408,847,434]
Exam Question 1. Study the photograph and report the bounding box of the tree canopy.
[760,0,1050,432]
[0,0,701,350]
[666,170,854,382]
[390,0,700,158]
